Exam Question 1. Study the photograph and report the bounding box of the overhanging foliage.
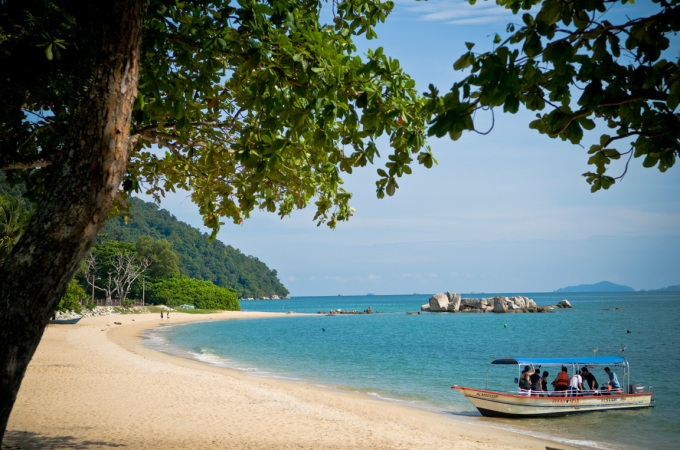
[428,0,679,191]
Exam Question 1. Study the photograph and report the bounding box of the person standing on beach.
[166,311,170,320]
[161,311,164,319]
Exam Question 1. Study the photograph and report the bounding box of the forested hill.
[100,197,289,299]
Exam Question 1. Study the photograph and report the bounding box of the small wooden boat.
[452,356,654,418]
[48,317,82,324]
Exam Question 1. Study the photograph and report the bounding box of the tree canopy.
[428,0,678,191]
[1,0,432,234]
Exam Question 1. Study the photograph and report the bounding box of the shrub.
[58,279,85,313]
[146,276,239,311]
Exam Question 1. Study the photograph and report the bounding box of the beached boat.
[48,317,82,324]
[452,356,654,418]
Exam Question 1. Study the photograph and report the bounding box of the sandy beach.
[4,311,573,449]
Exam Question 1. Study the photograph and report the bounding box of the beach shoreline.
[5,311,576,449]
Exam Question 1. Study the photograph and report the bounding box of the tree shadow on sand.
[2,430,126,449]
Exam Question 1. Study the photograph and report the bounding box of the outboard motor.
[628,383,644,394]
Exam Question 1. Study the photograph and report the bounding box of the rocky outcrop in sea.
[421,292,572,313]
[318,306,375,315]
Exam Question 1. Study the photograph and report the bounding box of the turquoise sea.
[145,292,680,449]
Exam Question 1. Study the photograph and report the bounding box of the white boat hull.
[453,385,654,418]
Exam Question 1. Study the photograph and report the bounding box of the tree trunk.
[0,0,145,442]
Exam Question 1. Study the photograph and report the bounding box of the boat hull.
[453,385,653,418]
[48,317,82,325]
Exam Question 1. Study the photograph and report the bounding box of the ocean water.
[145,292,680,449]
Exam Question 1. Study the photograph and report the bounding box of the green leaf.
[453,53,474,71]
[536,0,562,27]
[578,117,596,130]
[523,32,542,58]
[385,177,398,196]
[642,155,659,168]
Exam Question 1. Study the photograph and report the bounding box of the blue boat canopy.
[491,356,627,366]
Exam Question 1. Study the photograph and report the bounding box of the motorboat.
[452,356,654,418]
[48,316,82,324]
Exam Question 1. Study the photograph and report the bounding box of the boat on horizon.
[452,356,654,418]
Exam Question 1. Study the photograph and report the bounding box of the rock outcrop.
[421,292,566,313]
[319,307,375,315]
[429,292,452,312]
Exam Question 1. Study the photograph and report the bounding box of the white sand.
[5,311,573,449]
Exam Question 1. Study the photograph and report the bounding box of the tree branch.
[0,157,52,171]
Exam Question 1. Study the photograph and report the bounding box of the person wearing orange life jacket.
[551,366,570,396]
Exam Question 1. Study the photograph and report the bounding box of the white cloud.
[392,0,514,25]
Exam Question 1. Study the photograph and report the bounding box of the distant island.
[554,281,634,293]
[650,284,680,292]
[554,280,680,293]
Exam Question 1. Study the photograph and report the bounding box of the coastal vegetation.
[0,0,677,443]
[100,197,288,300]
[61,233,242,311]
[57,280,85,315]
[2,179,283,309]
[146,276,239,311]
[81,238,241,310]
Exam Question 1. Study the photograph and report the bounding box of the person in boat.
[530,366,542,395]
[518,365,533,393]
[540,371,550,392]
[581,367,599,394]
[551,366,570,396]
[569,369,584,396]
[604,367,622,393]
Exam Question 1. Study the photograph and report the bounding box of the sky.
[145,0,680,297]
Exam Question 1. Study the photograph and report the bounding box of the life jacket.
[555,371,569,387]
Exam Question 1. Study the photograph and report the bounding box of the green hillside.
[99,197,288,299]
